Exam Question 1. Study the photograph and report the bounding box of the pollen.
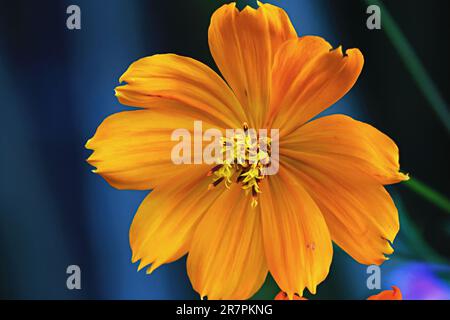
[207,124,272,207]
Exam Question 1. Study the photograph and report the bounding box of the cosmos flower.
[384,262,450,300]
[367,286,403,300]
[86,2,408,299]
[275,286,402,300]
[275,291,307,300]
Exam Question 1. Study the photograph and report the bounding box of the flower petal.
[282,115,408,185]
[282,154,399,266]
[209,2,297,128]
[368,286,402,300]
[267,36,364,135]
[130,171,225,274]
[86,109,214,190]
[187,184,268,300]
[115,53,245,128]
[274,291,307,300]
[259,168,333,298]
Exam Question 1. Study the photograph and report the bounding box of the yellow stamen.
[207,124,272,207]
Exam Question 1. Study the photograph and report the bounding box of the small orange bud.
[367,286,402,300]
[274,291,307,300]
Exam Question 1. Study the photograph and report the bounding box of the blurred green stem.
[404,178,450,214]
[365,0,450,133]
[395,193,447,264]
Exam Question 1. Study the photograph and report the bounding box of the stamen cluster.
[207,124,272,208]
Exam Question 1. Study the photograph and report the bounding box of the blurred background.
[0,0,449,299]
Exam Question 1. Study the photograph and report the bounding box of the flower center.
[207,123,272,208]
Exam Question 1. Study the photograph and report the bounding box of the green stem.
[365,0,450,133]
[394,192,447,264]
[403,178,450,214]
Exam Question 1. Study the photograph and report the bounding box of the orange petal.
[268,36,364,135]
[130,170,225,274]
[368,286,403,300]
[187,184,268,300]
[115,53,245,128]
[209,2,297,128]
[259,168,333,298]
[275,291,307,300]
[86,109,215,190]
[282,154,399,266]
[282,114,408,185]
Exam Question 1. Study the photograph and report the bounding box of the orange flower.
[368,286,403,300]
[275,286,402,300]
[275,291,307,300]
[86,2,408,300]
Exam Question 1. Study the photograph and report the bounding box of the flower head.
[368,286,403,300]
[275,291,307,300]
[275,286,403,300]
[86,2,407,299]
